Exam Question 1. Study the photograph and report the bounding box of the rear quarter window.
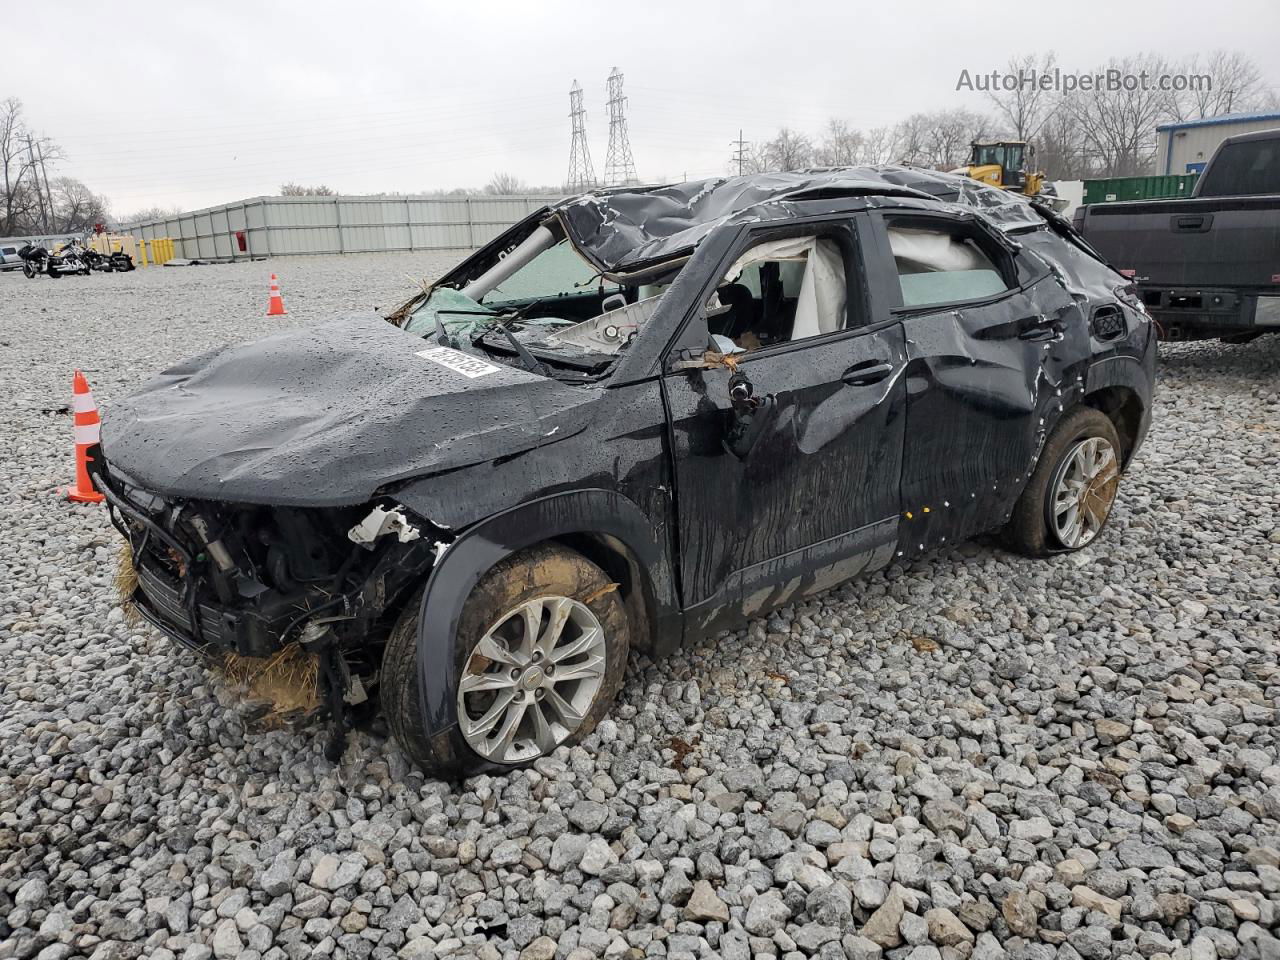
[887,222,1013,308]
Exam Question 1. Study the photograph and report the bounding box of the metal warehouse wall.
[119,194,559,261]
[1157,118,1280,174]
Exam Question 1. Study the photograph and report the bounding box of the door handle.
[1016,314,1061,341]
[1172,214,1212,232]
[841,360,894,386]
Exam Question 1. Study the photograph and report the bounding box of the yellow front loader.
[956,140,1048,197]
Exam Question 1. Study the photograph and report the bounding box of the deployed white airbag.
[725,236,846,341]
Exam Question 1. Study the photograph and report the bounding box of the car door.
[863,209,1086,555]
[661,216,906,630]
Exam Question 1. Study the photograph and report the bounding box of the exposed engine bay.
[101,467,447,755]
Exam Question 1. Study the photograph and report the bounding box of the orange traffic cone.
[68,370,105,504]
[267,273,287,316]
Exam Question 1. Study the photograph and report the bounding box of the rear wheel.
[381,543,630,775]
[1003,407,1122,556]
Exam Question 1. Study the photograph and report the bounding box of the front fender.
[407,488,681,751]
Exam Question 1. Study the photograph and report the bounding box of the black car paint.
[399,205,1152,759]
[96,168,1155,769]
[99,316,604,507]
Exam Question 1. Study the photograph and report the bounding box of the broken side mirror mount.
[723,368,776,460]
[667,334,774,458]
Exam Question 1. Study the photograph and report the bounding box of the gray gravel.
[1,255,1278,960]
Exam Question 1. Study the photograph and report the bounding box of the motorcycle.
[17,244,87,279]
[80,247,136,272]
[56,239,95,276]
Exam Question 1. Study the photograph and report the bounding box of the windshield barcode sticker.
[416,346,500,379]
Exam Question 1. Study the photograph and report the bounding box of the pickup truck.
[1077,128,1280,341]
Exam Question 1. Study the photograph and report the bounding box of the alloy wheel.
[1051,436,1119,548]
[456,595,607,763]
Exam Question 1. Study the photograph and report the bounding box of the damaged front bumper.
[95,460,444,660]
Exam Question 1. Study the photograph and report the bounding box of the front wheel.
[381,543,630,776]
[1003,407,1122,556]
[22,262,35,279]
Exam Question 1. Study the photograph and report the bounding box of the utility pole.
[603,68,638,186]
[23,136,49,233]
[731,130,749,176]
[35,140,53,233]
[565,80,597,192]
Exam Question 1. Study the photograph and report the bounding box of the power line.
[604,67,638,187]
[565,80,598,192]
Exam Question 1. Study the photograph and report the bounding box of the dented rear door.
[865,210,1085,554]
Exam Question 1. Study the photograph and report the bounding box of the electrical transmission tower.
[730,129,750,176]
[566,80,598,192]
[604,67,638,186]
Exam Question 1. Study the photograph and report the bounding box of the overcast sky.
[6,0,1279,216]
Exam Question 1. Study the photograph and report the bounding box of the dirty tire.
[381,587,434,771]
[1003,406,1122,557]
[380,543,630,777]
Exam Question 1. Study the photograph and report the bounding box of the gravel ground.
[1,255,1278,960]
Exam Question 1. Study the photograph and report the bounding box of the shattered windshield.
[482,239,619,307]
[407,231,670,372]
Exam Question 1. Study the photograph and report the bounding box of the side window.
[707,235,847,352]
[887,219,1013,309]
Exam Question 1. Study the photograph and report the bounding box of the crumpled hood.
[101,314,597,507]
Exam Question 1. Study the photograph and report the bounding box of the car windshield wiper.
[488,318,548,377]
[440,305,550,376]
[431,308,500,346]
[431,310,451,346]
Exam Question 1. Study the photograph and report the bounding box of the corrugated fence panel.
[412,223,473,249]
[121,193,562,260]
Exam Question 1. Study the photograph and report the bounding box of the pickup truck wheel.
[1003,407,1122,557]
[381,543,629,776]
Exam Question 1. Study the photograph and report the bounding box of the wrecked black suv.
[96,167,1155,775]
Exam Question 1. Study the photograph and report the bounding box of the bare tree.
[759,128,814,172]
[814,119,863,167]
[484,172,528,195]
[894,109,992,169]
[49,177,109,233]
[1,98,50,236]
[857,126,901,165]
[1036,105,1096,180]
[280,182,336,196]
[925,108,993,169]
[1064,54,1171,177]
[118,204,185,225]
[1165,50,1269,121]
[986,52,1060,141]
[893,114,933,166]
